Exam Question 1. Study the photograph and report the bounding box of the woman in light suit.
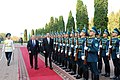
[2,33,15,66]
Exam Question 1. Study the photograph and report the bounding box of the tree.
[76,0,89,30]
[0,33,5,41]
[24,29,27,41]
[58,16,65,32]
[54,17,59,32]
[66,10,75,31]
[94,0,108,33]
[31,29,34,35]
[48,16,54,32]
[108,11,120,33]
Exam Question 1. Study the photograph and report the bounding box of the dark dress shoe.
[75,75,82,79]
[62,67,67,70]
[110,76,118,79]
[98,70,101,73]
[70,72,76,75]
[104,73,110,77]
[35,67,39,70]
[50,67,53,70]
[65,69,71,72]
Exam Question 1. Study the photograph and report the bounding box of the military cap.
[67,31,71,35]
[112,28,120,35]
[90,26,98,35]
[81,27,89,36]
[104,29,110,36]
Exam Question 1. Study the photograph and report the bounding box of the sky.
[0,0,120,37]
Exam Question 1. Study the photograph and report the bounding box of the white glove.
[54,42,56,44]
[66,44,69,46]
[63,43,65,46]
[29,51,31,53]
[56,42,58,45]
[71,45,74,48]
[99,45,102,48]
[98,51,100,55]
[106,52,109,56]
[68,52,71,56]
[54,48,56,51]
[75,45,78,48]
[84,46,88,50]
[43,51,46,53]
[117,54,120,58]
[65,50,67,54]
[81,56,85,60]
[60,43,62,46]
[58,49,60,52]
[61,50,63,53]
[74,52,76,57]
[109,45,112,48]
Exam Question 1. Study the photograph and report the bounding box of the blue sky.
[0,0,120,36]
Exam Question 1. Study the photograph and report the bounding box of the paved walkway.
[0,44,18,80]
[0,43,116,80]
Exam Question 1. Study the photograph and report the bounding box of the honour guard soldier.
[65,31,71,72]
[84,26,99,80]
[97,30,103,73]
[99,29,110,77]
[68,30,76,75]
[59,32,64,67]
[75,27,89,80]
[109,28,120,79]
[57,33,61,65]
[60,32,66,68]
[52,33,56,62]
[54,32,59,64]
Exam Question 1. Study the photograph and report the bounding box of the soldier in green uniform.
[75,27,89,80]
[84,26,99,80]
[109,28,120,79]
[65,31,71,72]
[99,29,110,77]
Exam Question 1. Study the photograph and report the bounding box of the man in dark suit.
[27,35,40,70]
[43,33,54,70]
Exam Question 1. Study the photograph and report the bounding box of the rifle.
[60,36,62,53]
[99,38,102,58]
[70,38,74,59]
[75,38,79,61]
[83,38,88,65]
[108,35,112,60]
[66,38,69,58]
[55,37,58,53]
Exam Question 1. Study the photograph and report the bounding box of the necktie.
[47,38,50,44]
[32,40,35,46]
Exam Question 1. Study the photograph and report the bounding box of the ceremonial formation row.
[38,27,120,80]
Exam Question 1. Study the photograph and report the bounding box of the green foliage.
[66,10,75,31]
[76,0,89,30]
[0,33,5,41]
[24,29,27,41]
[58,16,65,32]
[94,0,108,33]
[31,29,34,36]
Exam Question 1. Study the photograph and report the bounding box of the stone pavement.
[0,44,18,80]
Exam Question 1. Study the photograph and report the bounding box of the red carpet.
[20,47,62,80]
